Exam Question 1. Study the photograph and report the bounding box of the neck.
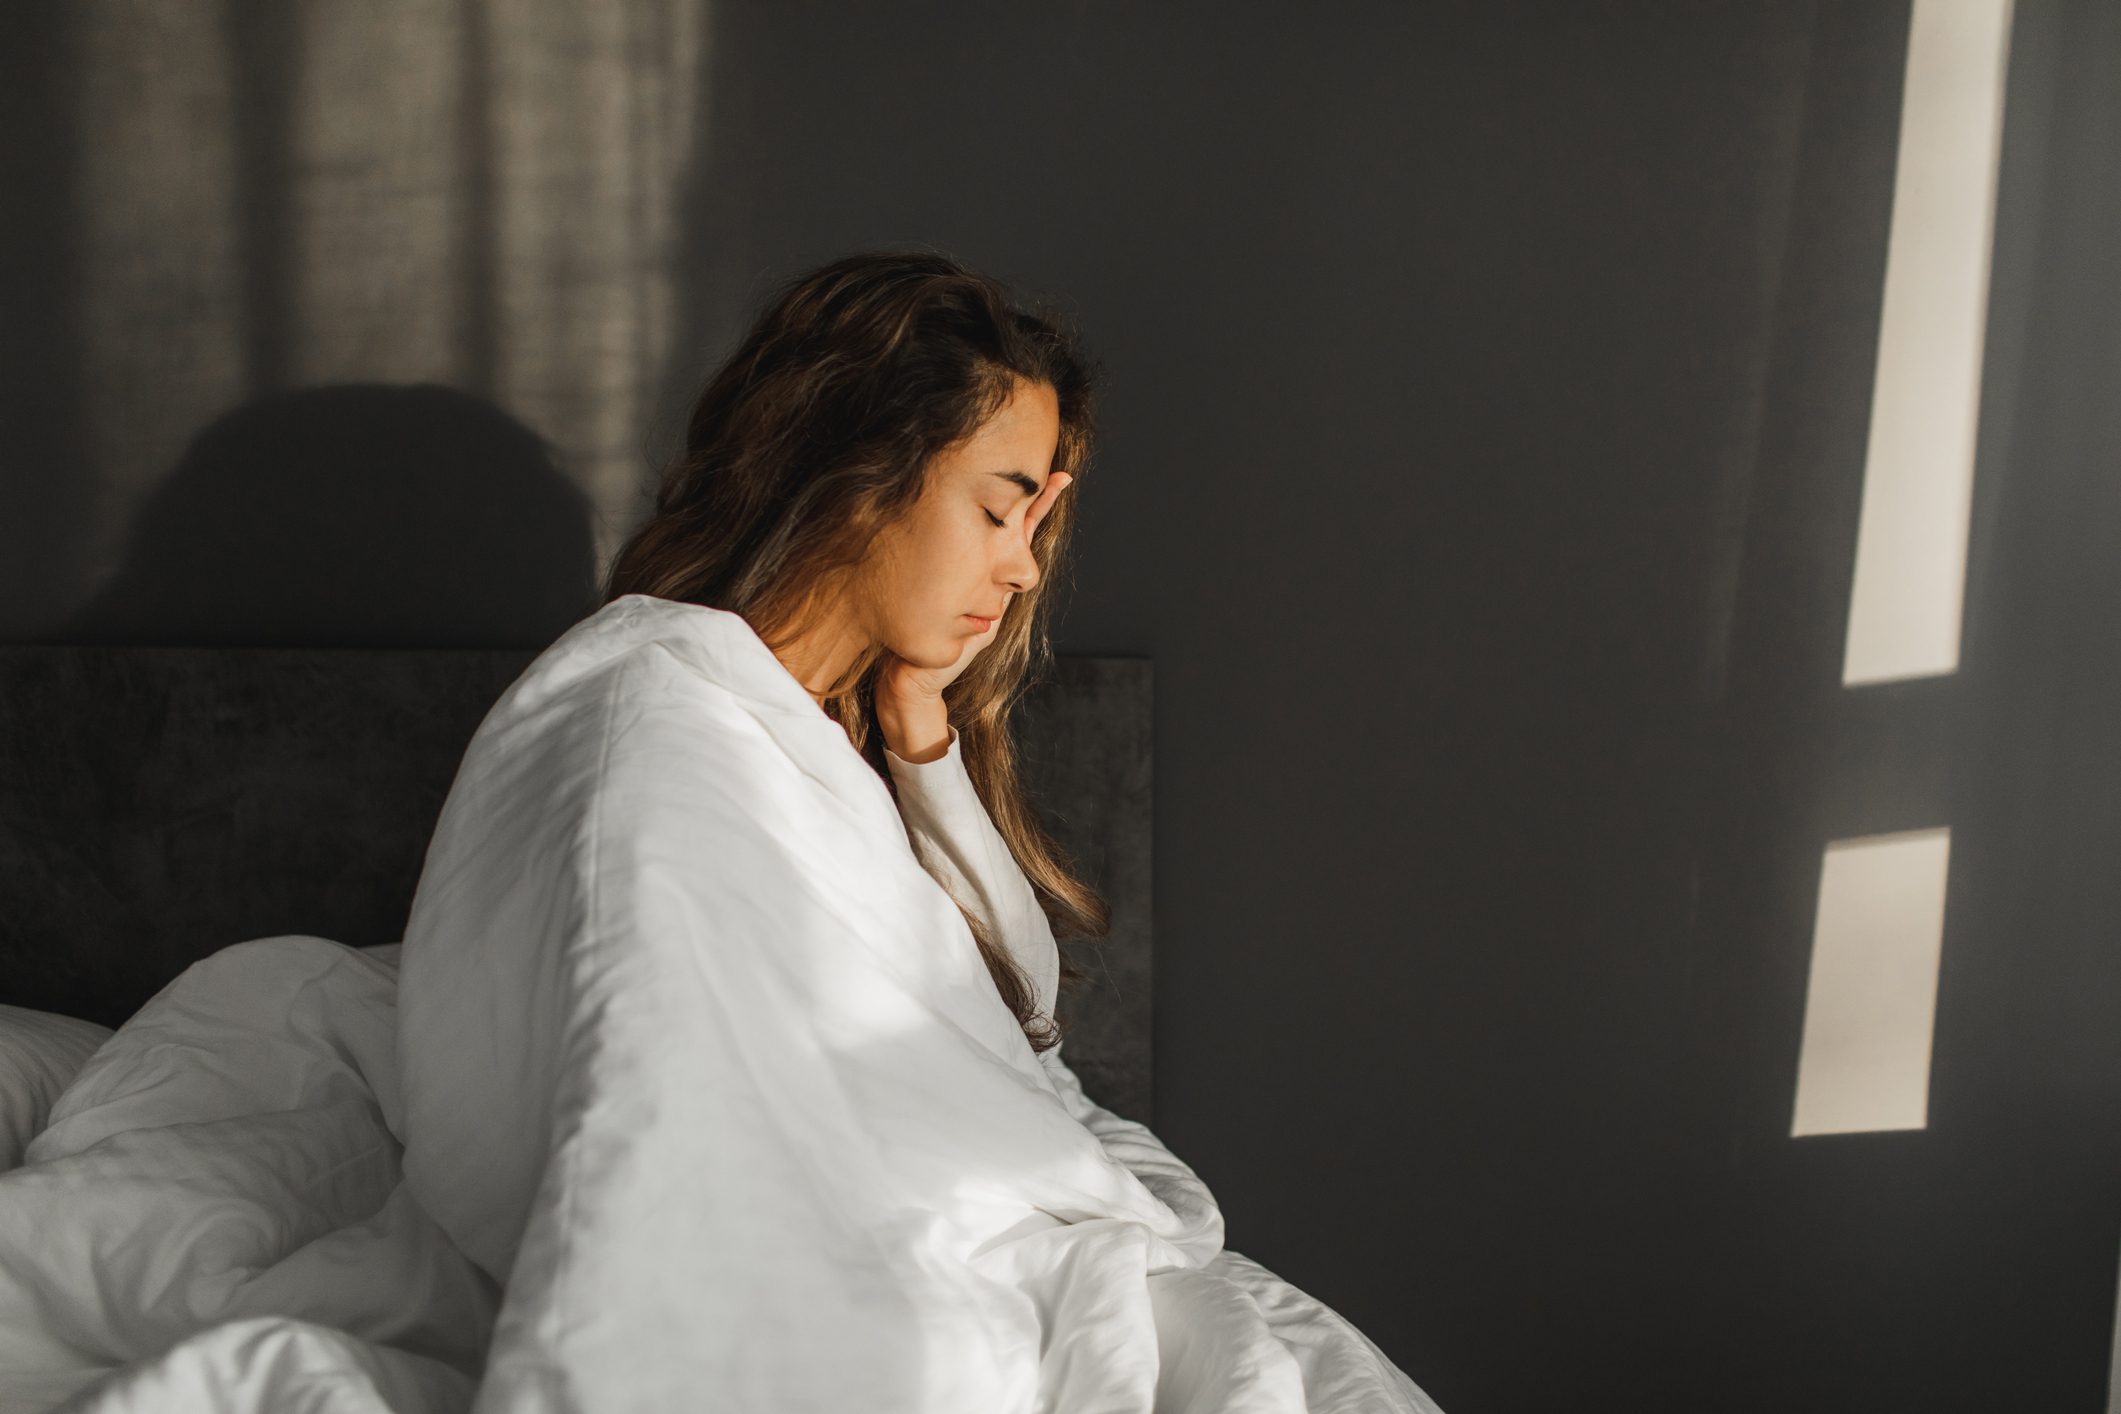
[772,610,868,708]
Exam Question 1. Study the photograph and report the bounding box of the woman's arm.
[883,722,1059,1020]
[882,728,1223,1238]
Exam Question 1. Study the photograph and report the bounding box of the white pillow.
[0,1002,113,1171]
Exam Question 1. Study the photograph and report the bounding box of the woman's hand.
[877,472,1073,720]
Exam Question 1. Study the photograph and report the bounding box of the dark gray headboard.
[0,644,1156,1122]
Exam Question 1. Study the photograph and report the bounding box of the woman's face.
[856,378,1061,669]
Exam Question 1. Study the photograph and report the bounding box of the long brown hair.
[601,247,1108,1053]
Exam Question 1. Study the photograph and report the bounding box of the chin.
[889,635,959,669]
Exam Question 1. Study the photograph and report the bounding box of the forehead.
[938,382,1060,480]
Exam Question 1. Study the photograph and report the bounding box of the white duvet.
[0,593,1442,1413]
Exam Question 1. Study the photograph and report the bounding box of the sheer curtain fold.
[66,0,705,603]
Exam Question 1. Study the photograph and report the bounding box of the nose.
[999,526,1040,595]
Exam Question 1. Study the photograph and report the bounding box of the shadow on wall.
[54,384,600,650]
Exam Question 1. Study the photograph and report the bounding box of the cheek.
[886,515,983,611]
[916,513,987,579]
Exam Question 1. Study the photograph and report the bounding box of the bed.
[0,616,1439,1413]
[0,639,1153,1121]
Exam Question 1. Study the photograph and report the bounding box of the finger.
[1028,472,1073,536]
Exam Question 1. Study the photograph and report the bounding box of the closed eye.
[983,508,1006,528]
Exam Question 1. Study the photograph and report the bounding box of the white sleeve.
[883,723,1060,1020]
[884,729,1221,1232]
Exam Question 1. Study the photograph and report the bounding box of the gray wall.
[5,3,2118,1410]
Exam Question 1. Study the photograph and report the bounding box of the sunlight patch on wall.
[63,0,706,609]
[485,0,706,580]
[288,0,472,386]
[1791,828,1952,1137]
[69,0,249,591]
[1841,0,2013,687]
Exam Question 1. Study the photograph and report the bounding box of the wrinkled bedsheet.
[0,594,1443,1413]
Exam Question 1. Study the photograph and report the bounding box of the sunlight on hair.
[1790,828,1952,1137]
[1841,0,2013,687]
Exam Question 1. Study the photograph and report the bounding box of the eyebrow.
[986,470,1043,499]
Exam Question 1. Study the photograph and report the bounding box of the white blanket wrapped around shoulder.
[0,594,1443,1414]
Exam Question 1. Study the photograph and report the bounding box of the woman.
[394,249,1443,1413]
[598,246,1097,1053]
